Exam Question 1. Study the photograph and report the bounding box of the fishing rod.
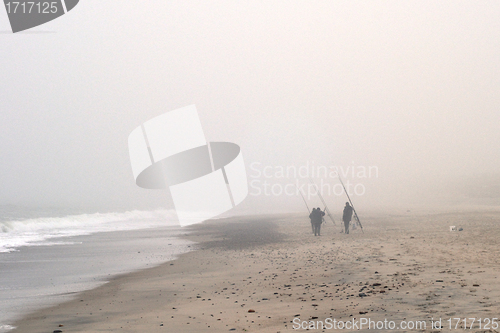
[297,185,311,214]
[338,176,364,233]
[308,178,336,225]
[297,184,315,233]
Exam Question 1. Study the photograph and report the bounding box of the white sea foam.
[0,209,179,253]
[0,325,16,333]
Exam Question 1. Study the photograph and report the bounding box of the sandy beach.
[11,210,500,333]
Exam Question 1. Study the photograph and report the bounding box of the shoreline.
[10,214,288,333]
[1,225,191,332]
[11,211,500,332]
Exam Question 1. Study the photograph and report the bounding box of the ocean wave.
[0,210,179,253]
[0,325,16,333]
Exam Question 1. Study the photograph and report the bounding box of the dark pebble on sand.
[53,331,63,333]
[359,293,367,297]
[248,309,255,313]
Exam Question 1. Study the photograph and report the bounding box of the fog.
[1,1,499,214]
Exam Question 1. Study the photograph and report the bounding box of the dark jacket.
[343,205,353,222]
[309,209,325,224]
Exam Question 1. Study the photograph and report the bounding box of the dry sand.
[11,210,500,332]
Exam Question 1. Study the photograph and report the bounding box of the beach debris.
[248,309,255,313]
[459,228,463,231]
[359,311,368,314]
[359,293,367,297]
[449,226,457,231]
[53,330,63,333]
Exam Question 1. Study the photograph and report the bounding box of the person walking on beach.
[342,202,353,234]
[309,208,315,234]
[309,208,317,234]
[310,207,325,236]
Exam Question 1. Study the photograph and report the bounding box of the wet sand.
[12,210,500,332]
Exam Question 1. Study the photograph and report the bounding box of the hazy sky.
[1,1,499,214]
